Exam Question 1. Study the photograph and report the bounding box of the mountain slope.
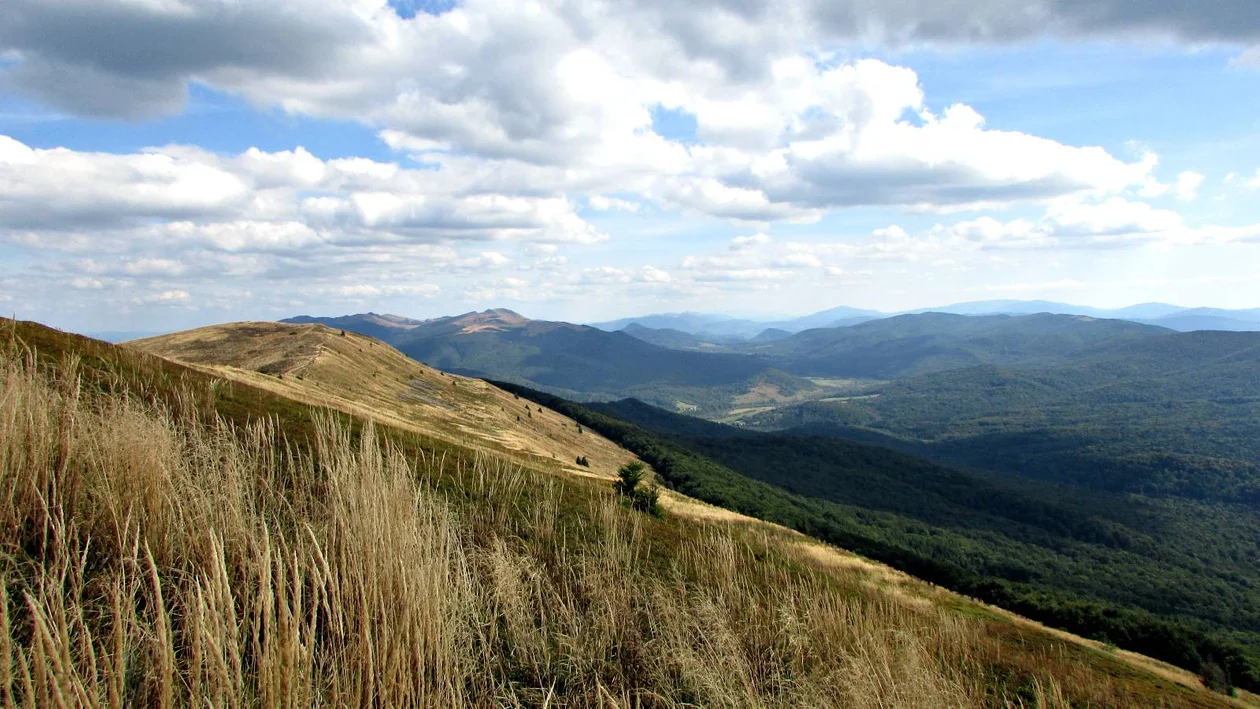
[10,317,1251,705]
[583,396,1260,693]
[288,309,827,414]
[724,329,1260,681]
[591,305,885,339]
[744,312,1171,378]
[389,310,767,390]
[503,383,1260,698]
[619,322,714,349]
[133,321,639,482]
[281,311,428,341]
[760,329,1260,498]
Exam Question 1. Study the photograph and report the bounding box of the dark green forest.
[494,383,1260,693]
[740,312,1170,379]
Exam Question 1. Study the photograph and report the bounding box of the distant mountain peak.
[281,312,426,333]
[451,308,530,333]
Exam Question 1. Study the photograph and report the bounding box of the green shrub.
[613,461,658,514]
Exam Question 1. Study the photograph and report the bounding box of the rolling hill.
[611,322,713,350]
[282,309,1198,417]
[285,309,826,414]
[715,328,1260,686]
[740,312,1172,379]
[281,311,429,341]
[6,316,1247,705]
[132,321,639,482]
[591,305,884,340]
[746,329,1260,499]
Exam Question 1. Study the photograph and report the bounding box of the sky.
[2,0,1260,332]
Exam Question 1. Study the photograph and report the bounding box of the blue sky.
[2,0,1259,332]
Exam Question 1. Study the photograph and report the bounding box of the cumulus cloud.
[333,283,440,298]
[0,132,612,320]
[1043,197,1184,237]
[0,135,604,248]
[587,195,641,212]
[0,136,250,230]
[6,0,1259,123]
[134,289,191,305]
[0,0,374,119]
[806,0,1260,47]
[0,0,1172,220]
[671,197,1260,291]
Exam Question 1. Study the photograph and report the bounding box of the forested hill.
[499,384,1260,693]
[747,329,1260,502]
[740,312,1171,379]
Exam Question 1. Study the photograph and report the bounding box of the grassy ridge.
[0,319,1241,706]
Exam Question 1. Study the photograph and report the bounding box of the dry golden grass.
[0,322,1240,707]
[132,322,639,482]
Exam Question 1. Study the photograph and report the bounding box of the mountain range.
[288,307,1250,415]
[284,309,824,413]
[593,300,1260,343]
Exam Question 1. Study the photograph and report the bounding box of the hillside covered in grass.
[0,318,1249,706]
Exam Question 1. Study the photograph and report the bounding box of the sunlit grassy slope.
[1,317,1252,707]
[132,321,641,484]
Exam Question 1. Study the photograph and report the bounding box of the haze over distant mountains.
[591,300,1260,342]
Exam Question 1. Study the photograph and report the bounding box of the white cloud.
[731,233,772,250]
[0,132,618,320]
[135,289,191,305]
[0,136,249,230]
[1,2,1170,221]
[70,277,105,290]
[1044,197,1184,237]
[1175,171,1205,201]
[1231,47,1260,68]
[459,251,511,269]
[334,284,439,298]
[588,195,641,212]
[640,266,672,283]
[0,135,610,258]
[7,0,1260,125]
[671,197,1260,291]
